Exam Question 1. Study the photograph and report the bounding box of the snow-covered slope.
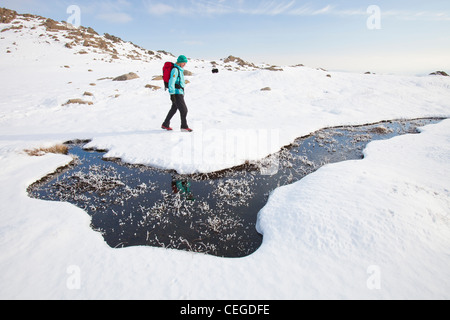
[0,8,449,299]
[1,8,449,173]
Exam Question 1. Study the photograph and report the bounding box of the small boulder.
[145,84,161,91]
[113,72,140,81]
[63,99,93,106]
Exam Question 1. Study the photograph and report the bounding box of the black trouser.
[163,94,189,129]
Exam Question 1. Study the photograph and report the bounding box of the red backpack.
[163,62,183,91]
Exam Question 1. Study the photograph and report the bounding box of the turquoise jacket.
[168,64,185,95]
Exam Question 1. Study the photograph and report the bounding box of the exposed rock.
[104,33,122,43]
[1,8,176,64]
[86,27,98,35]
[145,84,161,91]
[42,18,70,32]
[261,87,271,91]
[157,50,174,57]
[223,55,283,72]
[430,71,449,77]
[1,24,23,32]
[113,72,139,81]
[63,99,93,106]
[223,55,257,69]
[0,8,17,24]
[264,65,283,72]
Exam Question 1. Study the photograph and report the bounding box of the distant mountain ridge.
[0,7,288,72]
[0,7,174,63]
[2,7,447,76]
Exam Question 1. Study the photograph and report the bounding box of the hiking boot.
[162,125,173,131]
[181,128,193,133]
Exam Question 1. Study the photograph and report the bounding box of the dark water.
[28,118,443,257]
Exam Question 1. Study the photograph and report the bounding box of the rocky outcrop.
[0,8,17,24]
[224,55,257,69]
[430,71,449,77]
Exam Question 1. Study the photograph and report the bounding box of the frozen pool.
[28,118,443,257]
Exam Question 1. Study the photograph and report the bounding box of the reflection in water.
[172,177,195,202]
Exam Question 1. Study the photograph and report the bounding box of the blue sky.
[3,0,450,74]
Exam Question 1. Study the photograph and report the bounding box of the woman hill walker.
[162,55,193,132]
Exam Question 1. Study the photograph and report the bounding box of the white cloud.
[81,0,134,23]
[247,1,296,16]
[146,3,175,15]
[97,12,133,23]
[182,40,204,46]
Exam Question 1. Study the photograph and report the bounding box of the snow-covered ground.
[0,11,449,299]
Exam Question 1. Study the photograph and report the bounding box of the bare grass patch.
[25,144,69,157]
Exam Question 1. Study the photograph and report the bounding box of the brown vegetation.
[25,144,69,157]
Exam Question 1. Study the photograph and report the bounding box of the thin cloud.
[182,40,205,46]
[146,3,175,15]
[143,0,450,22]
[97,12,133,23]
[143,1,357,17]
[81,0,134,23]
[383,10,450,21]
[246,1,296,16]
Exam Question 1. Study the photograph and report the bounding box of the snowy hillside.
[0,8,449,299]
